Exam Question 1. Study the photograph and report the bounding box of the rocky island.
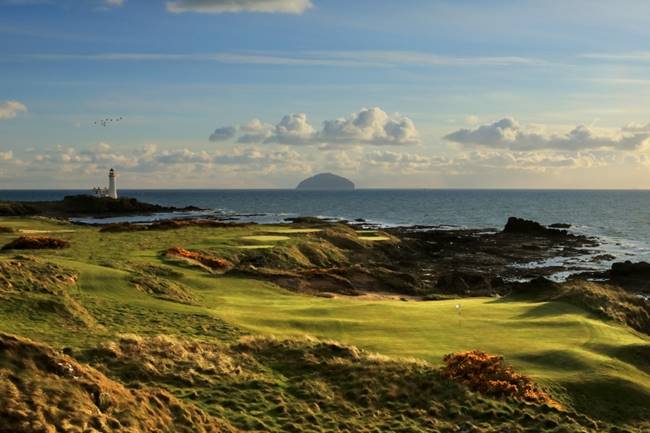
[296,173,355,190]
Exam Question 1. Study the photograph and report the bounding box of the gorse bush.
[441,350,561,409]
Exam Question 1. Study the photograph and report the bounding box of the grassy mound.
[165,247,234,273]
[83,334,602,433]
[2,235,70,250]
[521,278,650,335]
[0,333,237,433]
[0,256,98,330]
[130,265,197,305]
[442,350,560,408]
[0,255,77,294]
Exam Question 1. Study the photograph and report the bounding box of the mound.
[2,236,70,250]
[0,256,97,329]
[518,278,650,335]
[165,247,234,272]
[0,256,77,294]
[82,334,604,432]
[130,265,197,305]
[0,226,15,233]
[0,333,237,433]
[441,350,560,408]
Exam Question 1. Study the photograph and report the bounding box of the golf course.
[1,216,649,432]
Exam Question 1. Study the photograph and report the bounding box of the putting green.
[358,235,391,241]
[19,229,76,234]
[240,235,291,242]
[233,245,275,250]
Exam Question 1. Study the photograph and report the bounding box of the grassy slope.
[1,217,649,427]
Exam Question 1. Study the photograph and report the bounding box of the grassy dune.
[1,217,649,430]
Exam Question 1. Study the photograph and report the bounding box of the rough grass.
[0,256,98,330]
[82,334,605,433]
[0,333,237,433]
[1,217,650,431]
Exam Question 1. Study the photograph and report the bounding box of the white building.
[108,168,117,199]
[92,168,118,199]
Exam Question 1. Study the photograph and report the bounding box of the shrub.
[2,236,70,250]
[441,350,561,409]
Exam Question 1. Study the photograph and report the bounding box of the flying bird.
[93,116,124,127]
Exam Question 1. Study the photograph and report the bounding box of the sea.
[2,189,650,277]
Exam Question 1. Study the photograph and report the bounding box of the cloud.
[214,107,420,147]
[103,0,124,7]
[0,100,27,120]
[320,107,420,146]
[0,151,13,161]
[622,122,650,133]
[209,126,237,142]
[15,50,544,69]
[166,0,312,14]
[267,113,316,144]
[444,117,650,151]
[581,52,650,62]
[237,119,273,143]
[30,143,311,178]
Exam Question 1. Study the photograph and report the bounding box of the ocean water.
[2,189,650,270]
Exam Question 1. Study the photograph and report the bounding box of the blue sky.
[2,0,650,188]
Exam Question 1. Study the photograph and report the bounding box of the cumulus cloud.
[320,107,420,146]
[0,100,28,120]
[237,119,274,143]
[0,151,13,161]
[622,122,650,133]
[166,0,312,14]
[444,117,650,151]
[209,126,237,142]
[212,107,420,147]
[268,113,316,144]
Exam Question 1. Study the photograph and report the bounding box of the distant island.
[296,173,355,190]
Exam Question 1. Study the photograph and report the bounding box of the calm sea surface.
[2,189,650,266]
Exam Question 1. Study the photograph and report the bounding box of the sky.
[2,0,650,189]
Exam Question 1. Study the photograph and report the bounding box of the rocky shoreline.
[0,195,202,218]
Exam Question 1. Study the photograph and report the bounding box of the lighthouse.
[108,168,118,199]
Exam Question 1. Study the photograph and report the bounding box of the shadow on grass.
[514,349,593,372]
[588,342,650,376]
[563,377,650,424]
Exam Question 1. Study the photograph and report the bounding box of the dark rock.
[436,270,502,295]
[549,223,572,229]
[611,261,650,278]
[503,217,567,236]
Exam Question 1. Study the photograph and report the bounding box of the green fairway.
[1,216,649,424]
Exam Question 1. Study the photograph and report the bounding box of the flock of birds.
[93,116,123,127]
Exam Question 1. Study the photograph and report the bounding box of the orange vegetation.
[441,350,562,409]
[1,236,70,250]
[165,247,233,271]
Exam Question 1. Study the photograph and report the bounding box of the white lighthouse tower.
[108,168,118,199]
